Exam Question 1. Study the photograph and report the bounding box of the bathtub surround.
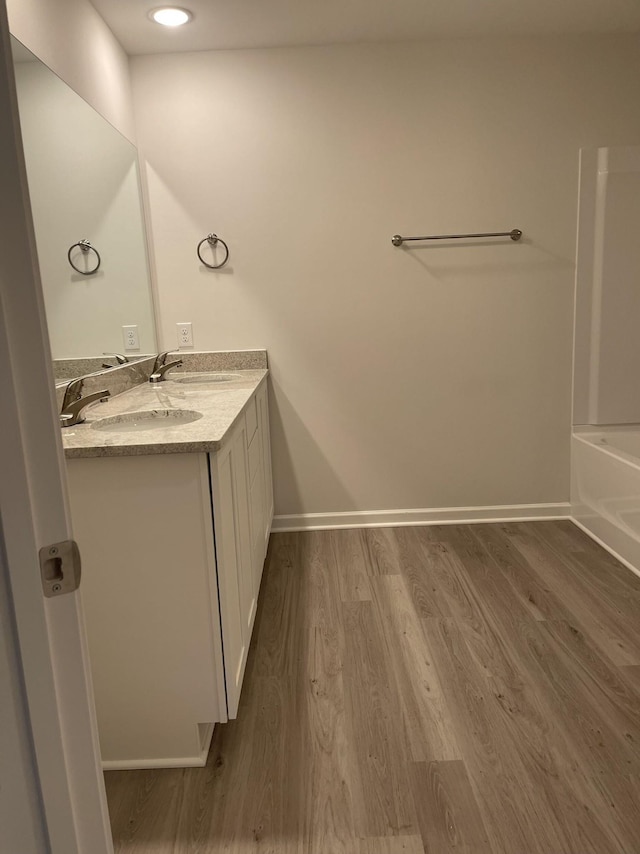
[572,429,640,581]
[131,35,640,524]
[573,146,640,426]
[570,145,640,577]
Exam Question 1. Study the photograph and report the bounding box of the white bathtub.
[572,426,640,576]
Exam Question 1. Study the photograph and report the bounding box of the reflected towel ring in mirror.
[68,239,101,275]
[197,233,229,269]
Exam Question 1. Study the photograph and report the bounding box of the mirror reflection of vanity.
[10,36,156,381]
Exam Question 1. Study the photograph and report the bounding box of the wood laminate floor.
[105,521,640,853]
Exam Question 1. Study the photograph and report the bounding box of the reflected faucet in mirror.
[102,352,129,369]
[149,351,183,383]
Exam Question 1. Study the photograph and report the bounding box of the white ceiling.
[92,0,640,55]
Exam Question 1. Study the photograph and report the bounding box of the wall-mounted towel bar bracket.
[392,229,522,246]
[197,233,230,269]
[68,239,101,274]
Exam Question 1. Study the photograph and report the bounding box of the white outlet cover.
[177,322,193,348]
[122,325,139,350]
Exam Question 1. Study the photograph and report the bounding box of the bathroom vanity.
[63,369,273,769]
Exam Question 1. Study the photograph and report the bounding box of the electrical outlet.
[122,325,139,350]
[177,322,193,348]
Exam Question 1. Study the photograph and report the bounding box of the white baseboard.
[101,723,214,771]
[271,503,571,533]
[570,518,640,581]
[102,753,208,771]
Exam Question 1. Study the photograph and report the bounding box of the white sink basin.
[91,409,203,433]
[172,372,244,384]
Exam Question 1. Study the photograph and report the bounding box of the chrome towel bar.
[391,229,522,246]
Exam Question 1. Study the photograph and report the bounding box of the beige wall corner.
[7,0,135,141]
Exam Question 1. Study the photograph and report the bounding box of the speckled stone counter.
[62,370,268,459]
[53,355,153,381]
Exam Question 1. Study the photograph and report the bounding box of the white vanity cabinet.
[66,382,273,769]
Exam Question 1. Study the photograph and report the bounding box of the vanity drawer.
[245,397,258,446]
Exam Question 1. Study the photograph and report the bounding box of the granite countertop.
[62,370,268,459]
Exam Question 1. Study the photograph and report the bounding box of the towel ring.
[68,239,101,275]
[197,233,229,269]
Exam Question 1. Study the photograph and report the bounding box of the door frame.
[0,4,112,851]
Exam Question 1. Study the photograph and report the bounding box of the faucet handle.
[60,389,111,428]
[62,377,84,411]
[149,358,183,383]
[152,350,170,372]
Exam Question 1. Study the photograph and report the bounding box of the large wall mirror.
[11,36,157,377]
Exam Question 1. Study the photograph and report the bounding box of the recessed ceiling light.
[150,7,193,27]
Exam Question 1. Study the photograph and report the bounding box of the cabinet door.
[210,419,255,718]
[249,445,265,591]
[67,453,226,768]
[210,385,273,718]
[247,396,265,592]
[231,421,256,645]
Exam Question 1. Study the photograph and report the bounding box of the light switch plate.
[122,325,139,350]
[177,322,193,348]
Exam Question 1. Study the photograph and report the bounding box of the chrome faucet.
[60,378,110,428]
[149,351,183,383]
[102,352,128,369]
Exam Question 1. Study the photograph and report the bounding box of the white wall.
[6,0,134,141]
[131,36,640,518]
